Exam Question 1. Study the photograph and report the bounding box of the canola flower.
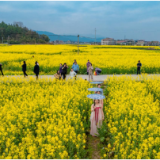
[0,77,92,159]
[0,44,160,75]
[103,76,160,159]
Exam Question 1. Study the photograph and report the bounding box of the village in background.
[52,38,160,46]
[1,21,160,46]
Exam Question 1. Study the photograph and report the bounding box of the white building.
[101,38,116,45]
[136,40,145,46]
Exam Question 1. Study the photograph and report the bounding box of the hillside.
[36,31,104,43]
[0,21,50,44]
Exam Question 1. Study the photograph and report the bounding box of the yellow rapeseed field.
[0,44,160,75]
[0,77,92,159]
[2,44,160,159]
[102,76,160,159]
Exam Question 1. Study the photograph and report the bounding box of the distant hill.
[0,21,50,44]
[36,31,104,43]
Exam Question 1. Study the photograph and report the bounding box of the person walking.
[61,63,68,80]
[22,61,28,77]
[137,60,142,75]
[54,70,61,80]
[69,68,76,79]
[34,62,39,80]
[0,63,4,76]
[90,99,103,136]
[88,63,93,81]
[86,60,91,75]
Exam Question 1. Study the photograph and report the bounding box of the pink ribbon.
[95,107,101,125]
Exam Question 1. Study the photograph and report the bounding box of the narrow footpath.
[86,83,108,159]
[3,74,160,82]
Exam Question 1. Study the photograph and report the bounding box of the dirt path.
[3,74,160,82]
[87,135,101,159]
[86,83,108,159]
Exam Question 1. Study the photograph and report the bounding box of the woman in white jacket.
[70,68,76,79]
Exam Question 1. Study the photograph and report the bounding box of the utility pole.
[95,28,96,45]
[2,37,3,44]
[77,35,79,54]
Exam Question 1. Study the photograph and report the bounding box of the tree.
[0,21,50,44]
[13,22,23,28]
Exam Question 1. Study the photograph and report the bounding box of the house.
[136,40,145,46]
[101,38,116,45]
[144,41,150,46]
[126,40,135,45]
[116,40,126,45]
[66,40,71,44]
[116,39,135,45]
[54,40,64,44]
[59,41,64,44]
[151,41,160,46]
[54,40,59,44]
[96,42,101,45]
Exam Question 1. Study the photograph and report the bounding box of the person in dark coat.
[34,62,39,80]
[137,60,142,75]
[61,63,68,80]
[0,63,4,76]
[22,61,28,77]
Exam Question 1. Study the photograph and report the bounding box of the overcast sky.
[1,1,160,41]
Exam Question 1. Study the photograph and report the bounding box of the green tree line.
[0,21,50,44]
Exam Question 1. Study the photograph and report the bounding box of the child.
[70,68,76,79]
[54,70,61,80]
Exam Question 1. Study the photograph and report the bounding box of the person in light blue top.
[72,62,79,74]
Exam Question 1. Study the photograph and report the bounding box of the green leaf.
[100,137,105,142]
